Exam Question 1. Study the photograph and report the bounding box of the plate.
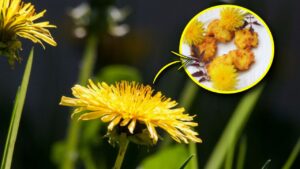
[179,5,274,94]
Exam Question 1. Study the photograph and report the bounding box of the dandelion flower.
[183,19,205,45]
[219,7,244,31]
[0,0,57,65]
[209,62,237,91]
[60,80,202,145]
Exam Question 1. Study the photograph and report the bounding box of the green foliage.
[1,49,34,169]
[204,85,264,169]
[179,155,195,169]
[140,145,190,169]
[282,138,300,169]
[51,141,67,165]
[95,64,142,84]
[261,159,271,169]
[236,136,247,169]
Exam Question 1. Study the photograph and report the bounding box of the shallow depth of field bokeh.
[0,0,299,169]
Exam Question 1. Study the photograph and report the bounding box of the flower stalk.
[179,80,199,169]
[112,133,130,169]
[61,35,98,169]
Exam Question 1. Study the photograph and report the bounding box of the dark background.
[0,0,299,168]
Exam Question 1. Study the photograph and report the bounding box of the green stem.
[78,35,98,84]
[179,80,199,169]
[188,142,198,169]
[81,148,97,169]
[113,134,130,169]
[61,35,98,169]
[179,80,198,108]
[282,138,300,169]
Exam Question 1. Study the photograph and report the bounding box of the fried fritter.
[229,49,255,71]
[198,36,217,62]
[234,28,258,49]
[207,19,233,43]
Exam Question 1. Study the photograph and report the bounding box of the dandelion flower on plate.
[209,62,237,91]
[183,19,205,45]
[60,80,202,145]
[0,0,57,65]
[219,7,244,31]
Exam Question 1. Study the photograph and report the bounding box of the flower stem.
[179,80,199,169]
[61,35,98,169]
[113,133,130,169]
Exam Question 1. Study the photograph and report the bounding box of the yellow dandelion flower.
[0,0,56,65]
[60,80,202,144]
[209,63,237,91]
[219,7,244,31]
[183,19,205,45]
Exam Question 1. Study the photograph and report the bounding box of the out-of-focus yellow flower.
[219,7,244,31]
[209,62,237,91]
[183,19,205,45]
[60,80,202,145]
[0,0,56,65]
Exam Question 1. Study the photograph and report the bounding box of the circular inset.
[179,5,274,94]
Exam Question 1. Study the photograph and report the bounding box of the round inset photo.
[179,5,274,94]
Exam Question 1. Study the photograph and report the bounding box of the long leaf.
[1,48,34,169]
[141,145,189,169]
[225,141,235,169]
[204,85,264,169]
[236,136,247,169]
[179,155,194,169]
[261,159,271,169]
[282,138,300,169]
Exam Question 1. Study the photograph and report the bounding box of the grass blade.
[261,159,271,169]
[179,155,194,169]
[236,136,247,169]
[1,48,34,169]
[204,84,264,169]
[282,138,300,169]
[225,141,235,169]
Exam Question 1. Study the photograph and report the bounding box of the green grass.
[282,138,300,169]
[1,49,34,169]
[204,85,264,169]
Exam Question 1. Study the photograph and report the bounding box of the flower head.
[219,7,244,31]
[60,80,202,145]
[183,19,205,45]
[0,0,57,65]
[209,62,237,91]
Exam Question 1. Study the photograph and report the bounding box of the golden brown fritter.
[206,53,234,75]
[234,28,259,49]
[198,36,217,62]
[207,19,233,43]
[228,49,255,71]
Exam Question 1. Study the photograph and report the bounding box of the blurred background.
[0,0,299,168]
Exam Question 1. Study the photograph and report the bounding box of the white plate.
[180,5,274,93]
